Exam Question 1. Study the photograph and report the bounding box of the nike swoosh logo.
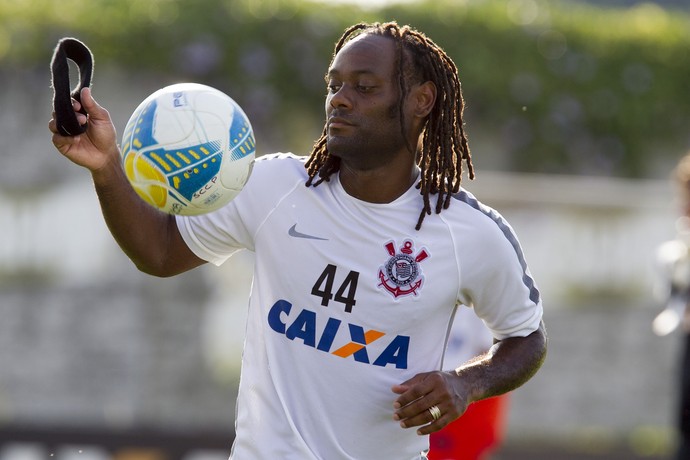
[288,224,328,241]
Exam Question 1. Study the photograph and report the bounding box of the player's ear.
[412,81,436,119]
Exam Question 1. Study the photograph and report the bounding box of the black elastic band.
[50,37,94,136]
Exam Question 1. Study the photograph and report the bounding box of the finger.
[52,131,80,150]
[391,372,426,398]
[68,98,86,124]
[392,374,435,410]
[413,397,469,435]
[80,87,114,130]
[75,111,87,125]
[396,401,441,428]
[72,97,82,113]
[79,87,99,117]
[394,371,428,391]
[391,383,408,396]
[415,413,450,436]
[395,392,447,428]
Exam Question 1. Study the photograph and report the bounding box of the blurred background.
[2,0,690,458]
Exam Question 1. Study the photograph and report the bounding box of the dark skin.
[48,89,203,277]
[324,34,433,204]
[49,32,547,436]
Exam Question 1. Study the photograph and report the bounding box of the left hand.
[392,370,470,435]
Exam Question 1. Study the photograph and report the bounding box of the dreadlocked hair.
[305,21,474,230]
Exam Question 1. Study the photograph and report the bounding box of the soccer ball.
[120,83,255,215]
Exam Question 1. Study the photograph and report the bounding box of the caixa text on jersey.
[268,299,410,369]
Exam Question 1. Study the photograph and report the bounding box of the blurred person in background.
[428,307,509,460]
[49,21,546,460]
[652,151,690,460]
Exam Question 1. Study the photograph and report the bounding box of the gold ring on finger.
[428,405,442,422]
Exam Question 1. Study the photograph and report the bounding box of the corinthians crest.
[378,239,430,299]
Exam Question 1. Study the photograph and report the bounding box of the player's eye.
[326,80,341,93]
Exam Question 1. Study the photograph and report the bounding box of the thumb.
[76,87,118,153]
[79,87,106,120]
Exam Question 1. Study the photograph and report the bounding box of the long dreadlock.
[305,21,474,230]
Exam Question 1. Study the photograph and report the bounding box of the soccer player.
[50,22,547,460]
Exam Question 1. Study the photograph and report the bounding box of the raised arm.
[49,87,205,277]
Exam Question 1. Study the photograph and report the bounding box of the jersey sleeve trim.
[453,190,541,305]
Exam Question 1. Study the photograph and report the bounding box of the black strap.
[50,37,94,136]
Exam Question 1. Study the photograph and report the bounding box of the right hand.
[49,87,120,175]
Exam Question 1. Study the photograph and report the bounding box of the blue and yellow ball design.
[120,83,255,215]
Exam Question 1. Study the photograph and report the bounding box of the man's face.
[324,34,414,170]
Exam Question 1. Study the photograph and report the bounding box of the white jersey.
[442,305,495,370]
[176,153,543,460]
